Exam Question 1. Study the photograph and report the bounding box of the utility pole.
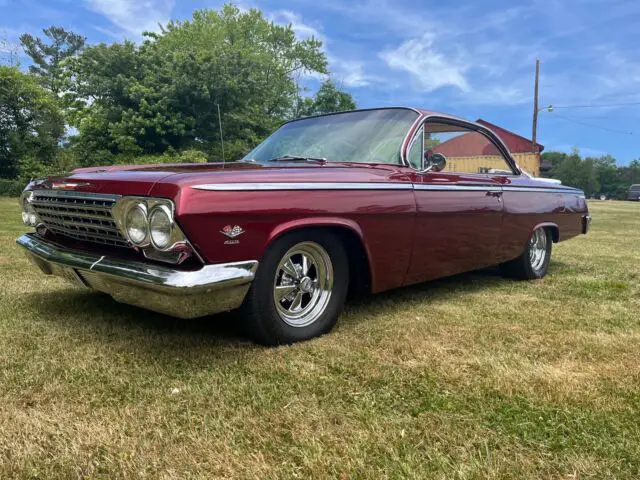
[532,58,540,173]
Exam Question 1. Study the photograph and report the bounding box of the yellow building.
[432,119,544,176]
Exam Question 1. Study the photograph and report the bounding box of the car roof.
[284,106,472,125]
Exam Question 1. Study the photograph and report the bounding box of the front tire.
[500,227,552,280]
[240,230,349,345]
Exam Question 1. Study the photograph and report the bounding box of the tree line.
[0,4,356,191]
[542,150,640,199]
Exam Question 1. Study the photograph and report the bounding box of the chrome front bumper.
[16,234,258,319]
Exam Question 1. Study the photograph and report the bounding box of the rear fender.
[530,222,559,243]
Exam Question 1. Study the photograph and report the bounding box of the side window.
[407,126,424,169]
[424,122,514,175]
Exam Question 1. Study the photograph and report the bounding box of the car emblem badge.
[221,225,245,240]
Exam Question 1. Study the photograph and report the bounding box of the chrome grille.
[31,190,130,248]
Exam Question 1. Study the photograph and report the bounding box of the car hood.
[29,162,410,198]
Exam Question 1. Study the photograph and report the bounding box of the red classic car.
[17,108,591,344]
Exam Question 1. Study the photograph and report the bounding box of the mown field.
[0,198,638,479]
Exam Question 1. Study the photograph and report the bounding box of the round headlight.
[125,203,148,245]
[21,193,38,227]
[149,205,173,249]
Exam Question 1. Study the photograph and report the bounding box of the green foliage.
[296,80,357,117]
[3,5,357,177]
[20,26,86,95]
[0,66,65,180]
[68,4,335,165]
[0,179,25,196]
[113,149,209,165]
[543,150,640,198]
[549,150,600,196]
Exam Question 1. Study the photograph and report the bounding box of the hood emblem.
[221,225,245,239]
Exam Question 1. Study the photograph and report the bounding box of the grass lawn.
[0,198,639,479]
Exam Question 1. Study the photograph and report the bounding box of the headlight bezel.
[112,197,187,253]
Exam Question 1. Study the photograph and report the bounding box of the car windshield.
[243,108,419,165]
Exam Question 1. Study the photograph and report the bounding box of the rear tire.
[500,227,552,280]
[240,230,349,345]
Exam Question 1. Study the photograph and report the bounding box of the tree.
[541,151,568,169]
[619,159,640,190]
[549,149,599,196]
[20,26,85,95]
[0,33,21,67]
[296,80,356,117]
[69,4,329,163]
[0,66,64,179]
[593,154,619,196]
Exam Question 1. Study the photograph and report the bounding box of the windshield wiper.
[267,155,328,164]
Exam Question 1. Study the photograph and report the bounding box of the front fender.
[267,216,365,245]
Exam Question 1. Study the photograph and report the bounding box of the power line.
[548,112,635,136]
[550,101,640,110]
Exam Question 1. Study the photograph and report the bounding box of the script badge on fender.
[221,225,245,244]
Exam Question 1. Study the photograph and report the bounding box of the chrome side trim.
[17,233,258,319]
[413,184,502,192]
[193,182,414,191]
[501,186,583,194]
[193,182,583,195]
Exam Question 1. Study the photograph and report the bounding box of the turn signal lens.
[125,204,148,245]
[149,205,172,250]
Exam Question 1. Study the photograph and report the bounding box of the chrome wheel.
[273,241,334,327]
[529,228,548,271]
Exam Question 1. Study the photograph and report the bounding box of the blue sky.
[2,0,640,163]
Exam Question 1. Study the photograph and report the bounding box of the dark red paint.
[25,110,589,294]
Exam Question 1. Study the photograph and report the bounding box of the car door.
[404,118,508,286]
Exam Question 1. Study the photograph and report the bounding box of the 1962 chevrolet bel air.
[17,108,591,345]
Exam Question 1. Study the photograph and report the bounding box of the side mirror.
[421,152,447,173]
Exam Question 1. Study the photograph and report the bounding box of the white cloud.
[83,0,174,37]
[270,9,382,89]
[270,10,324,42]
[328,57,383,88]
[380,34,469,92]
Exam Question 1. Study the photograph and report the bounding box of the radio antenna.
[217,103,226,163]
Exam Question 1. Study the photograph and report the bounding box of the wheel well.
[546,225,559,243]
[269,226,372,296]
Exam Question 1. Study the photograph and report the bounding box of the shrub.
[0,179,26,196]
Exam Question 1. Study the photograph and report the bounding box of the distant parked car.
[628,184,640,201]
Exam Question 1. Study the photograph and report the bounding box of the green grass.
[1,198,639,479]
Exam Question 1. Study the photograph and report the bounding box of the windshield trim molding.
[281,106,422,127]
